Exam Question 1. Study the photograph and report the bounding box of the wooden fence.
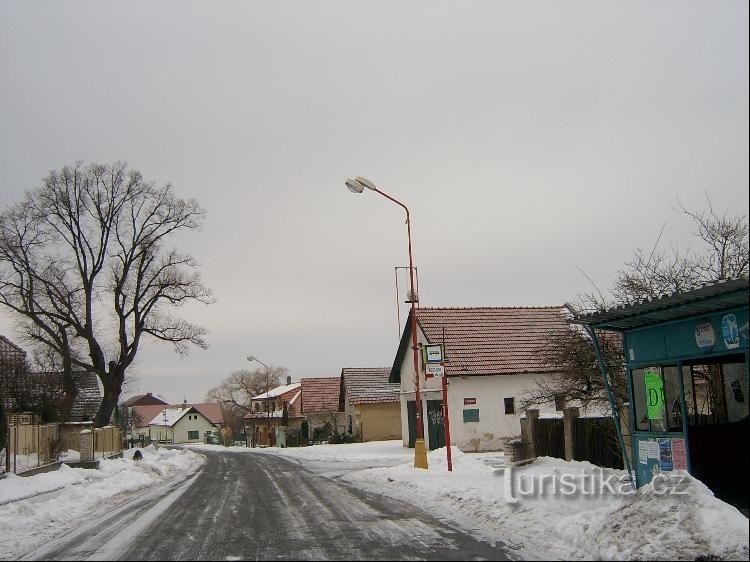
[515,407,630,470]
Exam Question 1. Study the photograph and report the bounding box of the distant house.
[299,377,344,440]
[146,406,215,444]
[243,381,303,447]
[390,307,569,452]
[129,401,225,441]
[341,368,401,442]
[123,393,168,408]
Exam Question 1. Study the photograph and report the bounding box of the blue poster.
[658,438,673,471]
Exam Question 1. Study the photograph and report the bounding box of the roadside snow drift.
[0,445,205,561]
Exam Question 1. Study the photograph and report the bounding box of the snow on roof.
[251,382,301,400]
[147,406,195,427]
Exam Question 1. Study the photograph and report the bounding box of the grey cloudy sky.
[1,1,748,404]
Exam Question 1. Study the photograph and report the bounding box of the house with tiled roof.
[128,401,225,442]
[390,306,570,452]
[341,368,401,442]
[243,379,303,447]
[146,405,215,444]
[1,335,102,422]
[299,377,344,440]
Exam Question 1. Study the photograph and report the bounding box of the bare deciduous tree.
[206,367,287,434]
[0,161,214,426]
[526,199,748,409]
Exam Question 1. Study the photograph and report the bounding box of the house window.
[504,397,515,415]
[188,430,199,440]
[554,395,566,411]
[463,409,480,423]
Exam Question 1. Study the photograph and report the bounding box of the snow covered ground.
[1,440,747,561]
[192,441,749,561]
[0,445,205,561]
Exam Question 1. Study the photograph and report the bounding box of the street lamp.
[344,176,428,470]
[247,355,272,447]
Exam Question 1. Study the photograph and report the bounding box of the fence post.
[563,406,580,461]
[526,409,539,458]
[80,430,94,462]
[618,402,633,469]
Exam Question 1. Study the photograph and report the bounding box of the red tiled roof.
[300,377,341,414]
[391,306,571,381]
[342,368,399,405]
[124,393,169,407]
[190,402,225,426]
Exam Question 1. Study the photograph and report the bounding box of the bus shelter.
[575,278,748,509]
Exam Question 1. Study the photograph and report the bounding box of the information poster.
[638,441,648,465]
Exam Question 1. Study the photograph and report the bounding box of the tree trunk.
[95,370,123,427]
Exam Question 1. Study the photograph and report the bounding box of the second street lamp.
[344,176,429,470]
[247,355,272,447]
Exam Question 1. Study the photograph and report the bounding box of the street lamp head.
[345,176,378,194]
[246,355,256,362]
[355,176,377,191]
[345,178,364,194]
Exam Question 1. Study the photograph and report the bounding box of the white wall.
[446,374,557,451]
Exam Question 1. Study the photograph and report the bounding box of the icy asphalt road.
[20,449,511,561]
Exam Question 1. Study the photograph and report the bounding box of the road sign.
[426,364,445,378]
[424,344,444,363]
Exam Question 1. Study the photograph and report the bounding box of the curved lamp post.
[344,176,428,470]
[247,355,272,447]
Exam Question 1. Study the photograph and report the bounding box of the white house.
[147,406,215,444]
[390,306,569,452]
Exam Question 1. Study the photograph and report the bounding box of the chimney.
[146,392,152,396]
[287,376,292,385]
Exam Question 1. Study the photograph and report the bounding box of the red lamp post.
[345,176,428,469]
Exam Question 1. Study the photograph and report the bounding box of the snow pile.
[343,447,749,561]
[593,474,749,561]
[0,445,205,561]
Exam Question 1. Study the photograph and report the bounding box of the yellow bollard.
[413,438,429,469]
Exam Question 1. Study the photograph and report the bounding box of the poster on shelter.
[671,438,687,470]
[658,438,673,471]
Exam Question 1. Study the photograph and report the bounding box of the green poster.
[645,368,664,420]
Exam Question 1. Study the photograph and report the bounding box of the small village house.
[299,377,344,440]
[341,367,401,442]
[128,401,225,443]
[146,405,215,444]
[243,379,303,447]
[390,306,570,452]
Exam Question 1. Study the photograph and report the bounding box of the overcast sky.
[1,1,748,404]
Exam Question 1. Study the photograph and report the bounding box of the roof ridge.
[416,305,566,311]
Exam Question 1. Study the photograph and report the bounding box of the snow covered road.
[18,449,509,561]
